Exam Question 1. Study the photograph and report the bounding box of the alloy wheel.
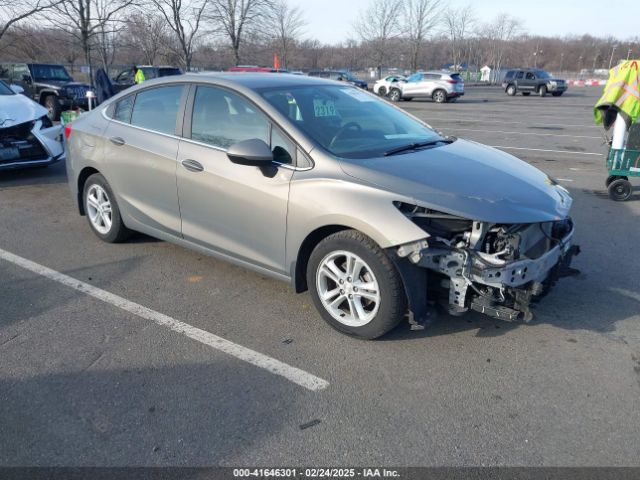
[86,184,113,234]
[316,250,381,327]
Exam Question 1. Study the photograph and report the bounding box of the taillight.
[447,80,458,84]
[64,123,72,139]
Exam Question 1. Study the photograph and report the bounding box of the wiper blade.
[383,138,453,156]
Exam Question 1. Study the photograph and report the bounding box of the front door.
[176,84,294,273]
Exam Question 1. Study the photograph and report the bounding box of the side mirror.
[22,75,32,84]
[227,138,273,166]
[9,84,24,94]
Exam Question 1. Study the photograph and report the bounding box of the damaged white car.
[0,80,64,170]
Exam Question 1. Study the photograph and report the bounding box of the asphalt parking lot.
[1,86,640,467]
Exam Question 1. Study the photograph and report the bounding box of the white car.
[0,80,64,170]
[373,75,406,96]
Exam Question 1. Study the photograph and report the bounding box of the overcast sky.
[287,0,637,44]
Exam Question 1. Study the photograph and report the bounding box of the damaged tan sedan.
[66,74,579,339]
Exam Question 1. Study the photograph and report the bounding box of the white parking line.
[490,146,604,156]
[420,117,600,129]
[0,247,329,392]
[447,128,600,139]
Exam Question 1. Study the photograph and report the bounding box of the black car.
[502,68,568,97]
[308,70,368,89]
[112,65,182,93]
[0,63,92,120]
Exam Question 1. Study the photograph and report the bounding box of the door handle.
[181,159,204,172]
[109,136,125,146]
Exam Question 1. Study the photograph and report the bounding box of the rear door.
[522,71,537,91]
[101,84,186,236]
[176,84,294,273]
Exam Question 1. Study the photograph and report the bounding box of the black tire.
[608,178,633,201]
[44,95,62,121]
[538,85,547,97]
[378,86,387,96]
[506,84,516,96]
[552,92,563,97]
[605,175,628,187]
[388,88,402,102]
[82,173,132,243]
[522,92,531,96]
[307,230,407,339]
[432,89,447,103]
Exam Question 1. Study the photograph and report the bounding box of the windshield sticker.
[313,99,337,117]
[340,88,375,102]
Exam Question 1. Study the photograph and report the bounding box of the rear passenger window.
[130,85,184,135]
[113,95,134,122]
[191,86,269,149]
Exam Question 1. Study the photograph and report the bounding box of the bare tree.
[479,13,522,83]
[208,0,273,66]
[149,0,209,70]
[0,0,63,43]
[268,0,305,68]
[124,13,168,65]
[442,4,475,70]
[49,0,135,83]
[403,0,441,72]
[354,0,402,78]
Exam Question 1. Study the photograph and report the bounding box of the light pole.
[608,44,618,69]
[560,53,564,74]
[628,48,633,60]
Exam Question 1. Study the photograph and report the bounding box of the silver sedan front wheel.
[316,250,381,327]
[86,184,113,235]
[307,230,406,339]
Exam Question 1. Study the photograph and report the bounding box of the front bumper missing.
[0,120,64,170]
[396,224,580,324]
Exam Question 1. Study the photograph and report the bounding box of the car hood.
[35,80,90,89]
[338,139,572,223]
[0,94,47,128]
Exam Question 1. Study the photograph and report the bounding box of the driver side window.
[191,86,269,150]
[526,72,535,80]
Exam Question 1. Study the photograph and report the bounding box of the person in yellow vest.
[134,66,145,84]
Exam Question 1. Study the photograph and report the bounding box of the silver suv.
[388,71,464,103]
[66,74,577,339]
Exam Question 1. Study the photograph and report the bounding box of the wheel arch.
[77,166,101,215]
[292,225,351,293]
[39,90,59,104]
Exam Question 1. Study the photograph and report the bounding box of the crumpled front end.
[394,202,580,323]
[0,117,64,170]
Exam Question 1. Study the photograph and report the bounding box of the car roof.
[176,72,336,90]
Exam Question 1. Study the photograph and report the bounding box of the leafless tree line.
[1,0,639,81]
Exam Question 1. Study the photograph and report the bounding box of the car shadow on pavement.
[0,160,67,189]
[0,361,308,466]
[1,256,149,328]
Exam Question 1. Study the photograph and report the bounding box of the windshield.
[0,80,14,95]
[533,70,552,79]
[30,64,72,82]
[260,85,442,159]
